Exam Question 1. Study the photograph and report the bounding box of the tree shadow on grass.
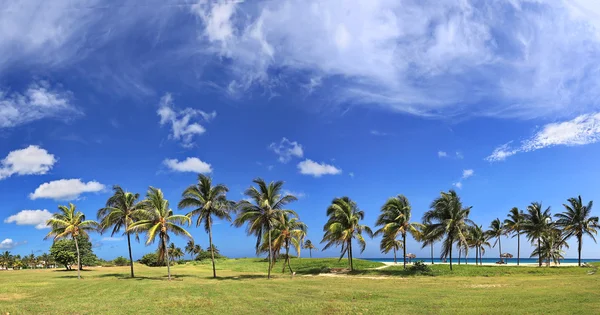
[212,274,268,281]
[96,273,196,281]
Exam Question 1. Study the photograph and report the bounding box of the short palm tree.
[260,213,307,273]
[532,229,568,266]
[375,195,421,269]
[555,196,598,266]
[523,202,552,267]
[418,219,441,264]
[303,240,317,258]
[168,243,184,262]
[379,234,402,264]
[422,190,473,271]
[504,207,525,265]
[321,196,373,271]
[45,203,98,280]
[234,178,297,279]
[486,218,505,263]
[184,240,197,260]
[178,174,234,278]
[128,187,192,280]
[1,251,11,269]
[97,185,145,278]
[468,225,490,265]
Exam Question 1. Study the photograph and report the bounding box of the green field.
[1,258,599,314]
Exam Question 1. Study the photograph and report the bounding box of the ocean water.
[364,257,600,264]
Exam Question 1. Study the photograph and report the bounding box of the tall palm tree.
[260,213,307,273]
[128,187,192,280]
[523,202,552,267]
[184,240,197,260]
[504,207,525,265]
[468,225,490,266]
[486,218,505,263]
[45,203,98,280]
[303,240,317,258]
[321,197,373,271]
[97,185,145,278]
[422,190,473,271]
[375,195,421,269]
[234,178,297,279]
[555,196,598,266]
[178,174,233,278]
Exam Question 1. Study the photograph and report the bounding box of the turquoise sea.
[364,257,600,264]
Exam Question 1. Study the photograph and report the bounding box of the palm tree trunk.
[458,246,461,265]
[475,246,478,266]
[449,240,453,271]
[538,237,542,267]
[517,231,520,266]
[498,236,502,264]
[348,240,354,271]
[127,233,134,278]
[208,218,217,278]
[74,236,81,280]
[578,234,582,267]
[164,238,171,280]
[309,248,312,258]
[267,228,272,279]
[403,233,407,269]
[393,248,397,264]
[431,243,434,264]
[283,240,289,273]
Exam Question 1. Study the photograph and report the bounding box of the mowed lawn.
[1,258,599,314]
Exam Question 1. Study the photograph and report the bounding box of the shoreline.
[377,261,585,267]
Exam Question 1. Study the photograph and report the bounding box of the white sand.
[378,261,581,267]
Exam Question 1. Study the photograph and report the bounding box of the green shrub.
[408,261,431,273]
[139,253,165,267]
[112,256,130,266]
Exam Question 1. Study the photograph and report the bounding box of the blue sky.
[3,0,600,260]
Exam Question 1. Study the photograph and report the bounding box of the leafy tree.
[129,187,192,280]
[303,240,318,258]
[113,256,130,266]
[179,174,234,278]
[49,236,98,270]
[486,218,506,263]
[321,196,373,271]
[45,203,98,280]
[504,207,525,265]
[375,195,421,269]
[422,190,473,271]
[98,185,145,278]
[139,252,165,267]
[523,202,552,267]
[234,178,297,279]
[555,196,599,266]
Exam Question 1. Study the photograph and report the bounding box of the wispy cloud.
[487,113,600,161]
[283,190,306,199]
[462,169,474,179]
[297,159,342,177]
[370,130,389,136]
[453,169,474,189]
[438,151,448,158]
[269,138,304,163]
[157,93,216,148]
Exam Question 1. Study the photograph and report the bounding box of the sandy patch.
[0,293,28,301]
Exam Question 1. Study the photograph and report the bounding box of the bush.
[139,253,166,267]
[408,261,431,273]
[113,256,130,266]
[194,250,226,261]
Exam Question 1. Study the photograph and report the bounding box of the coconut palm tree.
[168,243,184,262]
[422,190,473,271]
[303,240,317,258]
[486,218,505,264]
[504,207,525,265]
[418,219,441,265]
[379,234,402,264]
[45,203,98,280]
[468,225,490,265]
[128,187,192,280]
[555,196,599,266]
[0,251,11,270]
[184,240,197,260]
[531,229,568,266]
[321,196,373,271]
[234,178,297,279]
[178,174,234,278]
[97,185,145,278]
[375,195,421,269]
[523,202,552,267]
[263,213,307,273]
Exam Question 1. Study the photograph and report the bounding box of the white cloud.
[349,172,355,178]
[102,237,124,242]
[163,157,213,173]
[0,239,26,250]
[157,93,216,148]
[269,138,304,163]
[456,152,464,159]
[0,145,56,180]
[29,179,105,200]
[462,169,474,179]
[487,113,600,161]
[297,159,342,177]
[370,130,388,136]
[438,151,448,158]
[4,209,52,229]
[283,190,306,199]
[453,182,463,189]
[0,82,79,128]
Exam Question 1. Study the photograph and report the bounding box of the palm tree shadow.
[96,273,195,281]
[212,274,267,281]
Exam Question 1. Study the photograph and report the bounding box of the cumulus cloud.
[297,159,342,177]
[0,82,78,128]
[462,169,474,179]
[0,239,26,250]
[4,209,53,229]
[157,93,216,148]
[163,157,213,173]
[0,145,56,180]
[487,113,600,161]
[269,138,304,163]
[29,179,105,200]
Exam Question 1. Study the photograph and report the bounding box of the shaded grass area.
[0,259,599,314]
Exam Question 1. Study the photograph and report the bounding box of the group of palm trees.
[0,251,55,270]
[40,173,598,280]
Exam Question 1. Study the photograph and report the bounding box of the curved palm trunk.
[74,236,81,280]
[449,237,453,271]
[517,231,520,266]
[578,234,582,267]
[127,233,134,278]
[538,237,542,267]
[458,246,461,265]
[208,218,217,278]
[348,240,354,271]
[475,246,478,266]
[431,243,434,264]
[403,233,407,269]
[164,238,171,280]
[267,229,272,279]
[393,248,397,264]
[498,236,502,264]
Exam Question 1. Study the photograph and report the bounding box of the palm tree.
[379,234,402,264]
[523,202,552,267]
[185,240,197,260]
[321,197,373,271]
[418,219,441,264]
[486,218,505,264]
[422,190,473,271]
[45,203,98,280]
[168,243,184,262]
[504,207,525,265]
[532,229,568,266]
[0,251,11,270]
[178,174,233,278]
[234,178,297,279]
[303,240,317,258]
[97,185,145,278]
[375,195,421,269]
[128,187,192,280]
[260,213,307,273]
[555,196,599,266]
[468,225,490,265]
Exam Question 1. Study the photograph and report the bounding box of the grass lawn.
[1,258,599,314]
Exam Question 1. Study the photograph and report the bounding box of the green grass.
[1,258,599,314]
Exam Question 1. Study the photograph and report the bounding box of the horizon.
[3,0,600,261]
